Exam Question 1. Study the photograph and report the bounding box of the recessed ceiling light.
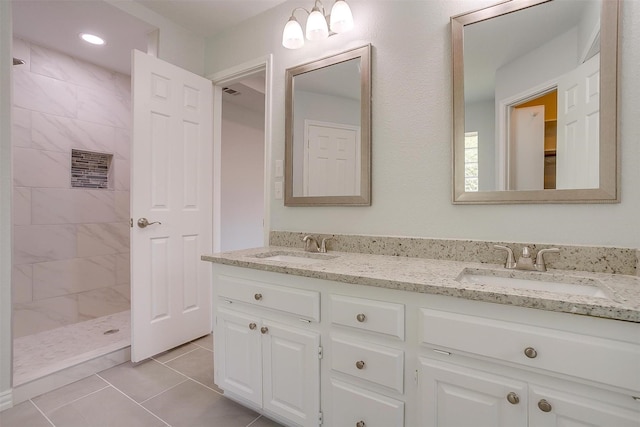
[79,33,105,46]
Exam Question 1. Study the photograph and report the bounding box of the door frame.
[207,55,272,252]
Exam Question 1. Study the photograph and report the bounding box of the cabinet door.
[418,358,527,427]
[262,320,320,427]
[216,309,262,406]
[529,385,640,427]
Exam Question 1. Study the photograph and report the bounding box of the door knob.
[137,218,161,228]
[249,323,257,330]
[524,347,538,359]
[537,399,552,412]
[356,313,366,322]
[355,360,365,370]
[506,392,520,404]
[261,326,269,334]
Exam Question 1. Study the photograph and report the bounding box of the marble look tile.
[12,294,80,338]
[12,264,33,304]
[32,188,117,224]
[32,111,116,154]
[12,187,31,225]
[13,68,76,118]
[116,252,131,285]
[113,158,130,191]
[12,107,31,148]
[32,255,116,300]
[12,37,31,69]
[47,386,166,427]
[115,127,130,160]
[77,84,131,129]
[13,147,70,188]
[114,72,131,100]
[112,283,131,301]
[0,401,51,427]
[143,380,258,427]
[13,224,76,264]
[99,360,186,403]
[31,43,116,91]
[115,191,130,221]
[32,375,109,415]
[77,223,129,257]
[77,287,130,319]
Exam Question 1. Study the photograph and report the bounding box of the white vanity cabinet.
[418,306,640,427]
[214,272,321,427]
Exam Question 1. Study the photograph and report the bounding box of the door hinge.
[130,218,133,228]
[318,411,323,425]
[414,369,419,385]
[318,346,323,359]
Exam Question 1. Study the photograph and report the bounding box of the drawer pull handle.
[356,422,366,427]
[506,392,520,405]
[254,293,262,301]
[261,326,269,334]
[249,323,257,330]
[537,399,552,412]
[356,313,366,322]
[355,360,365,370]
[524,347,537,359]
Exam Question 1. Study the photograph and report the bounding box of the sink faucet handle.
[521,246,531,258]
[535,248,560,272]
[320,237,333,253]
[494,245,516,269]
[302,235,320,252]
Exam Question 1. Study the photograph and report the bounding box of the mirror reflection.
[285,45,371,206]
[452,0,619,204]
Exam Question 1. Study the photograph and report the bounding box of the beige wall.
[204,0,640,249]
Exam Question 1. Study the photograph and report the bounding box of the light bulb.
[79,33,105,45]
[282,16,305,49]
[306,6,329,41]
[330,0,354,33]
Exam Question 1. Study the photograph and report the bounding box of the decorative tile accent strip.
[71,149,112,189]
[269,231,638,276]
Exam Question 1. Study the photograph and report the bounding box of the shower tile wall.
[11,38,131,338]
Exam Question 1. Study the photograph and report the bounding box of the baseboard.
[0,388,13,412]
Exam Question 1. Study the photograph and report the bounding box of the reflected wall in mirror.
[452,0,619,204]
[285,45,371,206]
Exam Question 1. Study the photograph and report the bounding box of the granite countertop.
[202,246,640,323]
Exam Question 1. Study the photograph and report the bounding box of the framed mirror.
[452,0,619,204]
[285,45,371,206]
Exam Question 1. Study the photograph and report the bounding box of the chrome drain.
[103,329,120,335]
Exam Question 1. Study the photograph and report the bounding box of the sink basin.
[251,251,338,265]
[457,269,609,299]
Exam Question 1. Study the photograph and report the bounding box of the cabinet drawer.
[331,336,404,393]
[217,275,320,321]
[331,294,405,340]
[330,379,404,427]
[420,308,640,392]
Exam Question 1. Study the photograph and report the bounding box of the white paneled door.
[131,50,213,362]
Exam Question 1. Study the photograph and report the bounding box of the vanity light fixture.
[282,0,354,49]
[79,33,105,46]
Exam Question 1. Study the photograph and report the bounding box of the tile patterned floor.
[1,335,284,427]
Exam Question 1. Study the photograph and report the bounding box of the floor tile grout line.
[154,356,225,396]
[151,346,200,364]
[245,415,265,427]
[138,378,190,405]
[27,399,56,427]
[95,373,172,427]
[30,381,112,416]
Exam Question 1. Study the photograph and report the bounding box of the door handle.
[137,218,161,228]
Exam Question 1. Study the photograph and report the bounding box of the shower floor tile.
[13,310,130,385]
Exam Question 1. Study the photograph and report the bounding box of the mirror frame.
[285,44,372,206]
[451,0,620,204]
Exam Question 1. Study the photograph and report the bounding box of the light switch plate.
[275,160,283,178]
[275,181,283,199]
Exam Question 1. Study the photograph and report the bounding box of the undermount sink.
[457,269,610,299]
[251,251,338,265]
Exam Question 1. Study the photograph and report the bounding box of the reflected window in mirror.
[285,45,371,206]
[452,0,619,204]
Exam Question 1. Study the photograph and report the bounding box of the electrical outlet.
[275,181,283,199]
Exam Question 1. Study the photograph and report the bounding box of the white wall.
[221,101,265,251]
[204,0,640,249]
[465,99,495,192]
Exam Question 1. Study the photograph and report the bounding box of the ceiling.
[11,0,286,75]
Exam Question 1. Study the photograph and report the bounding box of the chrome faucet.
[494,245,559,272]
[303,235,333,253]
[303,235,320,252]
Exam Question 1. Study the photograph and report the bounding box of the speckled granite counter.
[202,247,640,323]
